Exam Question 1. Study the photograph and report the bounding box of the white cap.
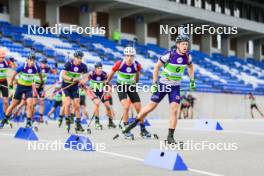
[123,47,136,56]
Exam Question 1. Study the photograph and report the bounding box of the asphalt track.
[0,118,263,176]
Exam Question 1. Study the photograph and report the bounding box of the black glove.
[9,57,15,62]
[72,78,81,83]
[39,82,44,89]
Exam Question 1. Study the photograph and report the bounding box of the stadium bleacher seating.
[0,21,263,95]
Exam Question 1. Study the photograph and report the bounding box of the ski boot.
[165,135,184,149]
[75,121,85,133]
[25,119,33,128]
[58,117,63,128]
[65,117,71,133]
[166,135,176,144]
[95,120,103,130]
[122,124,134,140]
[70,114,74,124]
[140,128,152,138]
[107,119,116,128]
[0,118,13,129]
[26,118,38,131]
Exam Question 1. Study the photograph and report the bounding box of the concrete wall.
[103,91,264,120]
[115,0,264,34]
[43,83,264,120]
[21,17,41,26]
[0,13,9,21]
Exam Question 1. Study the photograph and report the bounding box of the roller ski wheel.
[118,124,123,129]
[95,122,103,130]
[140,133,159,140]
[164,140,184,150]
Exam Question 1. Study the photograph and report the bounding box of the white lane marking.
[0,133,13,137]
[178,127,264,136]
[97,150,144,162]
[189,168,224,176]
[98,150,225,176]
[0,132,225,176]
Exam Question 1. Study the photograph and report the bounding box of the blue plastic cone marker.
[14,127,39,141]
[80,119,88,124]
[216,122,223,130]
[64,134,95,152]
[195,119,223,130]
[128,117,151,126]
[144,149,188,171]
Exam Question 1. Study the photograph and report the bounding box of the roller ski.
[140,128,159,140]
[113,131,134,140]
[113,124,134,140]
[0,118,13,129]
[107,119,116,129]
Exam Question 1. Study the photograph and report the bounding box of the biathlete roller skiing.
[113,35,196,143]
[61,50,89,133]
[246,93,264,119]
[0,53,44,129]
[106,46,153,140]
[86,62,116,131]
[47,84,64,125]
[0,49,16,115]
[33,58,57,123]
